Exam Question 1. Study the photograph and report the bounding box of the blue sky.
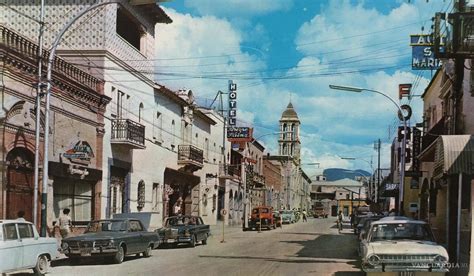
[155,0,450,176]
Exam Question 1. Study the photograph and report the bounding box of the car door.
[134,220,149,251]
[18,223,37,268]
[0,223,23,272]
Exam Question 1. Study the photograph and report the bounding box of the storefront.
[163,168,200,218]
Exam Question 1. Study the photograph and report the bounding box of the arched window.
[137,180,145,211]
[139,103,144,123]
[171,120,175,146]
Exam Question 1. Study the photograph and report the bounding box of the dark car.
[61,219,159,264]
[156,216,210,248]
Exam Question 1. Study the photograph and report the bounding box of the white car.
[361,217,449,273]
[0,220,59,275]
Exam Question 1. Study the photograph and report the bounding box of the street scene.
[49,218,361,276]
[1,0,474,275]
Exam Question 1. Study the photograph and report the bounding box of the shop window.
[116,8,142,51]
[137,180,145,211]
[53,179,93,223]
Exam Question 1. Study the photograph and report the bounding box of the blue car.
[279,210,296,224]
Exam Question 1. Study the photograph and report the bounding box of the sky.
[154,0,451,177]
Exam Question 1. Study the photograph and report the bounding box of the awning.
[433,135,474,179]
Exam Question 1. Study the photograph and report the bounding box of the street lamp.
[329,84,407,215]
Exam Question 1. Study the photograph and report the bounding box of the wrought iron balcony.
[111,119,145,149]
[252,173,265,187]
[218,164,240,179]
[178,145,204,171]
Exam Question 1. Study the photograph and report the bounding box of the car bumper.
[160,237,193,244]
[362,263,449,273]
[65,247,118,257]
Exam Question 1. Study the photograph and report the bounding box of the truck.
[313,202,328,218]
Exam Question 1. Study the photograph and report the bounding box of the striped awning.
[433,135,474,179]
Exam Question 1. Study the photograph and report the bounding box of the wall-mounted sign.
[227,127,253,142]
[228,80,237,126]
[411,127,421,172]
[410,34,442,70]
[63,140,94,165]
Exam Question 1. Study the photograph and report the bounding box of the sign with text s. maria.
[410,34,442,70]
[227,127,253,142]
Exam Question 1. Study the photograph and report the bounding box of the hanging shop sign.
[227,127,253,142]
[410,34,442,70]
[228,80,237,126]
[397,104,412,121]
[63,140,94,165]
[411,127,421,172]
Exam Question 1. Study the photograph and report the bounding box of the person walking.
[349,212,355,229]
[302,209,308,222]
[337,211,344,233]
[58,208,72,239]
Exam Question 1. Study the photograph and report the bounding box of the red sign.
[399,84,412,99]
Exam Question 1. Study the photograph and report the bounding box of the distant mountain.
[323,168,371,181]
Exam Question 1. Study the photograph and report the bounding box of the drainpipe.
[457,173,462,264]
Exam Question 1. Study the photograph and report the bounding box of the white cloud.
[155,1,439,174]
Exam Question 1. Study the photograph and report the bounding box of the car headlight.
[61,242,69,250]
[367,254,381,266]
[107,240,115,247]
[434,255,448,263]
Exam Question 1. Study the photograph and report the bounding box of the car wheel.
[112,245,125,264]
[33,254,49,276]
[143,245,152,258]
[190,235,196,248]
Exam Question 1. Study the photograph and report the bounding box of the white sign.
[220,209,227,216]
[228,80,237,126]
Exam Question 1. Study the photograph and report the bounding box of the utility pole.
[33,0,45,230]
[374,139,381,203]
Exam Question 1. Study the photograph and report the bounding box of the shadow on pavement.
[198,255,351,264]
[51,255,143,267]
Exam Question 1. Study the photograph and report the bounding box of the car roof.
[0,220,33,224]
[372,217,427,225]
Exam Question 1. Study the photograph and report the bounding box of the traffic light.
[397,126,411,142]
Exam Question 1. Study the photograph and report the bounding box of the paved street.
[43,218,363,276]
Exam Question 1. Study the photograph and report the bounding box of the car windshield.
[370,223,435,242]
[253,208,269,214]
[86,221,126,233]
[166,217,197,226]
[281,211,292,215]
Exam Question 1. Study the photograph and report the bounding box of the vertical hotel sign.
[228,80,237,125]
[410,34,442,70]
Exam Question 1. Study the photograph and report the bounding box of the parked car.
[156,215,210,247]
[0,220,59,275]
[280,210,296,224]
[61,219,159,264]
[273,212,282,228]
[354,215,384,235]
[248,206,275,230]
[360,217,449,273]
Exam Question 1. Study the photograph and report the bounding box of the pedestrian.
[302,209,307,222]
[349,213,355,228]
[174,198,182,215]
[17,210,26,221]
[337,211,344,233]
[58,208,72,239]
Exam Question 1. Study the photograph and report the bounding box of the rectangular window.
[3,224,18,240]
[18,224,34,239]
[152,183,159,212]
[53,178,93,223]
[116,8,142,51]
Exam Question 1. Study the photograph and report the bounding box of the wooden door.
[7,168,34,222]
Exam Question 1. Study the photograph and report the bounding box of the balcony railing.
[219,164,240,178]
[111,119,145,149]
[253,173,265,187]
[178,145,204,170]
